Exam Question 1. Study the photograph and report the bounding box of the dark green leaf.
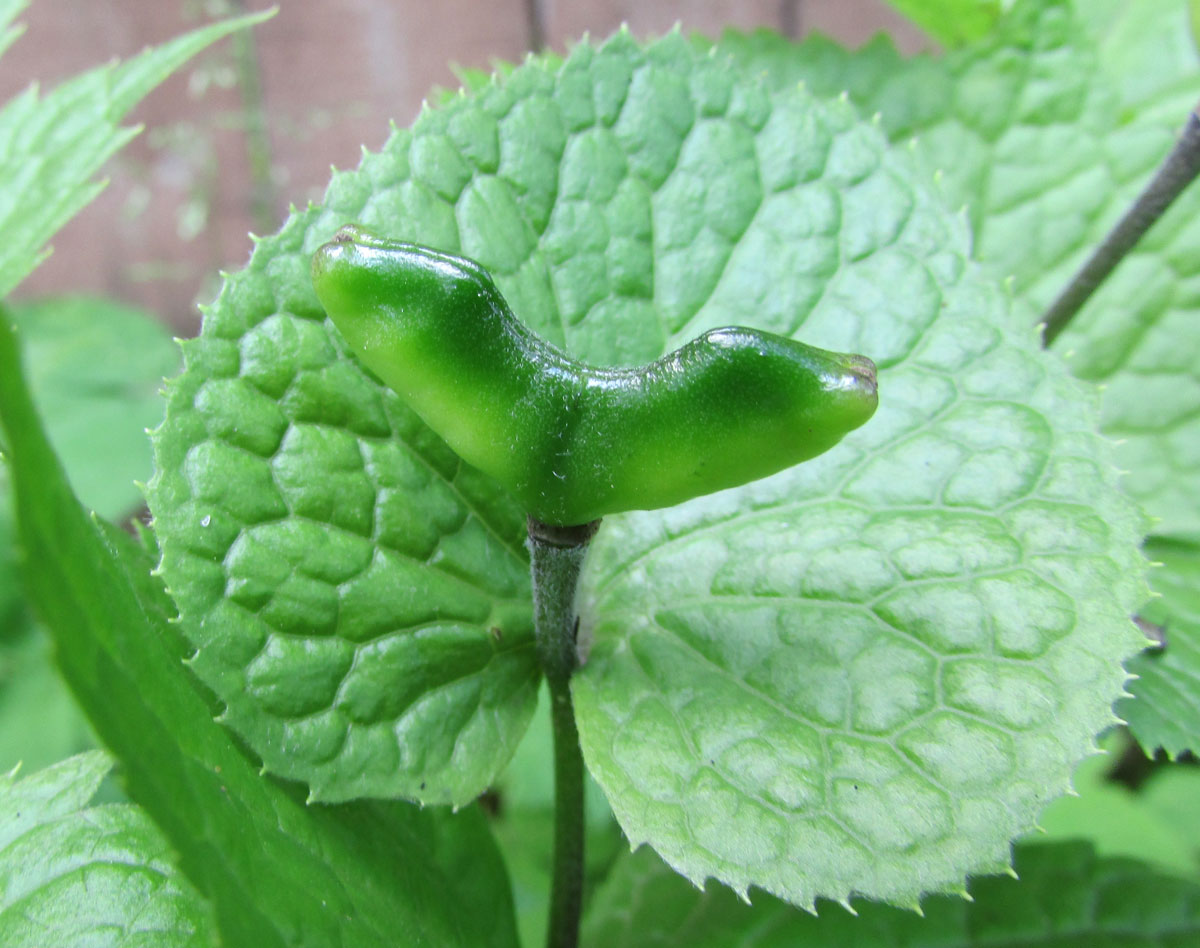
[582,840,1200,947]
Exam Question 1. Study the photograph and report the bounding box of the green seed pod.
[312,226,878,526]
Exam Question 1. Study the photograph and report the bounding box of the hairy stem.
[527,516,600,948]
[1041,105,1200,347]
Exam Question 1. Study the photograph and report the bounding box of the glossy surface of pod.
[312,226,879,526]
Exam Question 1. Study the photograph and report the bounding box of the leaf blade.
[566,31,1146,909]
[0,7,274,297]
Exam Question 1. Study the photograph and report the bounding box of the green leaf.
[883,0,1006,46]
[0,628,92,773]
[1141,762,1200,866]
[142,18,1142,907]
[1119,538,1200,758]
[0,6,273,297]
[716,0,1200,776]
[581,840,1200,946]
[0,500,20,632]
[0,751,215,947]
[1037,733,1200,877]
[147,26,1143,907]
[719,0,1200,536]
[1080,0,1200,113]
[560,33,1143,908]
[0,2,27,62]
[0,315,520,948]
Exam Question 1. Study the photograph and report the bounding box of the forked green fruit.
[312,225,879,526]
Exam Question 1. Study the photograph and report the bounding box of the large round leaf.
[148,30,1145,911]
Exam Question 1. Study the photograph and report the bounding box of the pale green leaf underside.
[1119,539,1200,757]
[719,0,1200,535]
[0,7,272,298]
[0,752,215,948]
[569,30,1145,908]
[581,841,1200,947]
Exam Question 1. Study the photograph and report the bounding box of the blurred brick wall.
[0,0,926,332]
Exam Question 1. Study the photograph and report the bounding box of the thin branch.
[1041,105,1200,347]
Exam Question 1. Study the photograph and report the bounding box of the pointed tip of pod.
[844,352,878,398]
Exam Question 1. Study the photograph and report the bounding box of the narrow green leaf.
[0,6,274,297]
[0,296,180,771]
[582,840,1200,947]
[1120,539,1200,758]
[0,752,216,947]
[0,1,26,61]
[0,315,519,948]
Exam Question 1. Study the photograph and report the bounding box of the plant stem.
[527,516,600,948]
[1041,105,1200,347]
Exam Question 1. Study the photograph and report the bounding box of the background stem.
[527,517,600,948]
[1041,105,1200,347]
